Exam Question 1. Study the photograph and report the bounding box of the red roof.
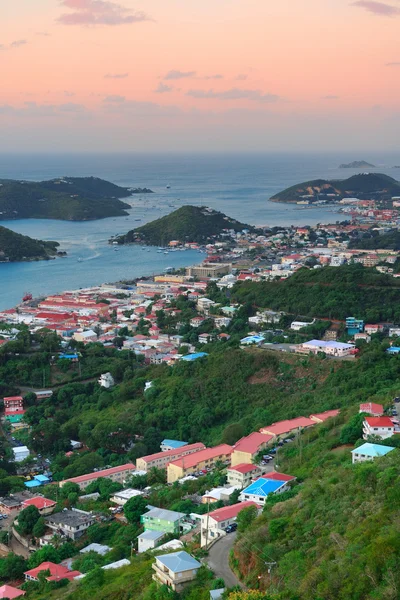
[233,432,273,455]
[260,417,315,436]
[310,410,340,422]
[3,396,23,403]
[364,417,393,428]
[169,444,232,470]
[140,442,205,464]
[62,463,135,485]
[207,501,258,522]
[22,497,56,510]
[261,471,296,482]
[360,402,384,415]
[24,562,81,582]
[0,585,25,599]
[228,463,259,474]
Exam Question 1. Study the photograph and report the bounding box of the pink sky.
[1,0,400,151]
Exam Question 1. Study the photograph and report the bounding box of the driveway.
[205,532,245,589]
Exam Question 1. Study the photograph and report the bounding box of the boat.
[157,250,163,253]
[114,248,119,251]
[135,219,141,222]
[147,249,151,252]
[164,251,169,254]
[77,258,83,262]
[166,185,171,189]
[22,292,32,303]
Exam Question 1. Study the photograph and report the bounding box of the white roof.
[80,543,111,556]
[13,446,29,454]
[155,540,184,552]
[304,339,354,349]
[138,530,165,541]
[112,488,143,500]
[102,559,130,570]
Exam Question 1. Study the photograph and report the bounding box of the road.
[205,532,245,590]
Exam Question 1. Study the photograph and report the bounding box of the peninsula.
[0,225,60,262]
[271,172,400,204]
[0,176,153,221]
[113,205,258,245]
[339,160,376,169]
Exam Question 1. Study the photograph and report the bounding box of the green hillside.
[271,172,400,203]
[114,205,257,245]
[349,229,400,250]
[0,176,135,221]
[0,225,59,261]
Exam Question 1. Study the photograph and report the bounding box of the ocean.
[1,151,399,310]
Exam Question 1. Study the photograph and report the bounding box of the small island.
[339,160,376,169]
[271,173,400,204]
[0,176,153,221]
[112,205,258,246]
[0,226,61,262]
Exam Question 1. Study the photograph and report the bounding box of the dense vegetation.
[232,264,400,321]
[232,413,400,600]
[0,176,133,221]
[271,172,400,202]
[348,228,400,250]
[0,226,59,261]
[115,205,257,245]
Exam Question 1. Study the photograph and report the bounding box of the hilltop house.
[363,417,395,440]
[200,501,258,547]
[239,477,290,505]
[152,551,201,592]
[351,443,396,464]
[141,507,186,535]
[44,508,95,540]
[360,403,384,416]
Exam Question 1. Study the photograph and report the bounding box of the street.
[205,532,245,590]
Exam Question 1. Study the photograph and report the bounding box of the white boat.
[77,257,83,262]
[164,251,169,254]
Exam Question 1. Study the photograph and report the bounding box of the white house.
[137,530,165,553]
[239,477,290,506]
[351,442,396,464]
[152,551,201,592]
[98,372,115,389]
[110,488,144,506]
[290,320,314,331]
[200,501,258,547]
[12,446,30,462]
[363,417,395,440]
[300,340,355,357]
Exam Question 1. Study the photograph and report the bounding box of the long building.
[167,444,232,483]
[59,463,136,490]
[136,442,206,472]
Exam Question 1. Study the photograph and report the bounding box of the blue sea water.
[1,151,399,310]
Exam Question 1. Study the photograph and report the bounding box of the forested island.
[113,205,258,245]
[0,176,152,221]
[339,160,376,169]
[0,225,60,262]
[271,172,400,203]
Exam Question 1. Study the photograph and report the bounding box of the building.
[44,508,95,540]
[389,327,400,338]
[35,390,53,400]
[24,474,50,490]
[152,551,201,592]
[80,543,111,556]
[351,443,396,464]
[180,352,208,362]
[290,320,313,331]
[346,317,364,335]
[309,410,340,423]
[200,501,258,547]
[299,339,355,357]
[354,333,371,343]
[24,562,81,582]
[3,396,24,411]
[240,335,265,346]
[201,485,240,504]
[0,585,25,598]
[227,464,261,488]
[210,590,225,600]
[260,471,296,483]
[186,263,232,278]
[359,402,384,416]
[231,432,273,466]
[137,530,166,553]
[98,372,115,388]
[364,324,380,335]
[12,446,30,462]
[59,463,136,490]
[0,497,22,514]
[22,497,56,516]
[141,507,186,534]
[363,417,395,440]
[160,439,188,452]
[136,443,205,472]
[260,417,315,438]
[239,477,290,505]
[110,488,144,506]
[167,444,232,484]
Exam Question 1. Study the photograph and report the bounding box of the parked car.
[225,523,237,533]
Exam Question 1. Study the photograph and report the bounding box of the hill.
[0,176,148,221]
[270,172,400,203]
[348,229,400,250]
[114,205,258,245]
[339,160,376,169]
[0,226,60,261]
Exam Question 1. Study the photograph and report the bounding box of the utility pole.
[204,497,211,550]
[265,561,277,584]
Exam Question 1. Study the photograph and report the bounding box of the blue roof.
[240,335,265,344]
[59,353,79,359]
[181,352,208,362]
[24,480,42,488]
[351,443,396,458]
[34,474,50,483]
[242,478,287,497]
[155,551,201,573]
[387,347,400,354]
[162,440,188,449]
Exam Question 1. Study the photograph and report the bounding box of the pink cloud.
[352,1,400,16]
[58,0,152,26]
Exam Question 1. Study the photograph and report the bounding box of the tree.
[236,505,258,532]
[339,413,365,444]
[222,423,244,445]
[17,505,40,535]
[124,495,149,524]
[32,517,46,538]
[0,553,27,580]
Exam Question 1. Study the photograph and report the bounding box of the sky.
[1,0,400,152]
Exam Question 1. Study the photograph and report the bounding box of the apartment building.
[136,442,205,472]
[59,463,136,490]
[231,432,273,466]
[363,417,395,440]
[167,444,232,484]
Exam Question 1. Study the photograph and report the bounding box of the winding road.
[205,533,245,590]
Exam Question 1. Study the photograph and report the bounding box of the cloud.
[351,1,400,16]
[10,40,28,47]
[235,74,247,81]
[187,87,281,103]
[36,31,50,36]
[64,90,75,97]
[164,70,196,80]
[154,82,174,94]
[386,61,400,66]
[322,95,339,100]
[0,102,86,117]
[104,72,128,78]
[58,0,152,26]
[103,100,183,116]
[204,74,224,80]
[104,94,125,102]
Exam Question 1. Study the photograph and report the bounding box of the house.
[167,444,232,484]
[290,320,313,331]
[201,485,240,504]
[198,333,212,345]
[363,416,395,440]
[160,439,188,452]
[180,352,208,362]
[80,543,111,556]
[239,477,290,505]
[102,559,130,570]
[24,474,50,490]
[22,497,56,515]
[260,471,296,483]
[73,329,97,343]
[299,340,355,357]
[35,390,53,400]
[231,432,274,466]
[59,463,136,490]
[3,396,24,411]
[0,497,22,514]
[0,585,25,598]
[227,463,261,488]
[351,443,396,464]
[359,402,384,416]
[137,530,166,553]
[210,590,225,600]
[110,488,144,506]
[260,417,315,438]
[240,335,265,346]
[388,328,400,337]
[98,372,115,389]
[141,507,186,534]
[136,443,205,472]
[364,324,379,335]
[354,333,371,343]
[152,551,201,592]
[44,508,95,540]
[346,317,364,335]
[309,410,340,423]
[190,317,205,328]
[200,501,258,547]
[24,562,81,582]
[12,446,30,462]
